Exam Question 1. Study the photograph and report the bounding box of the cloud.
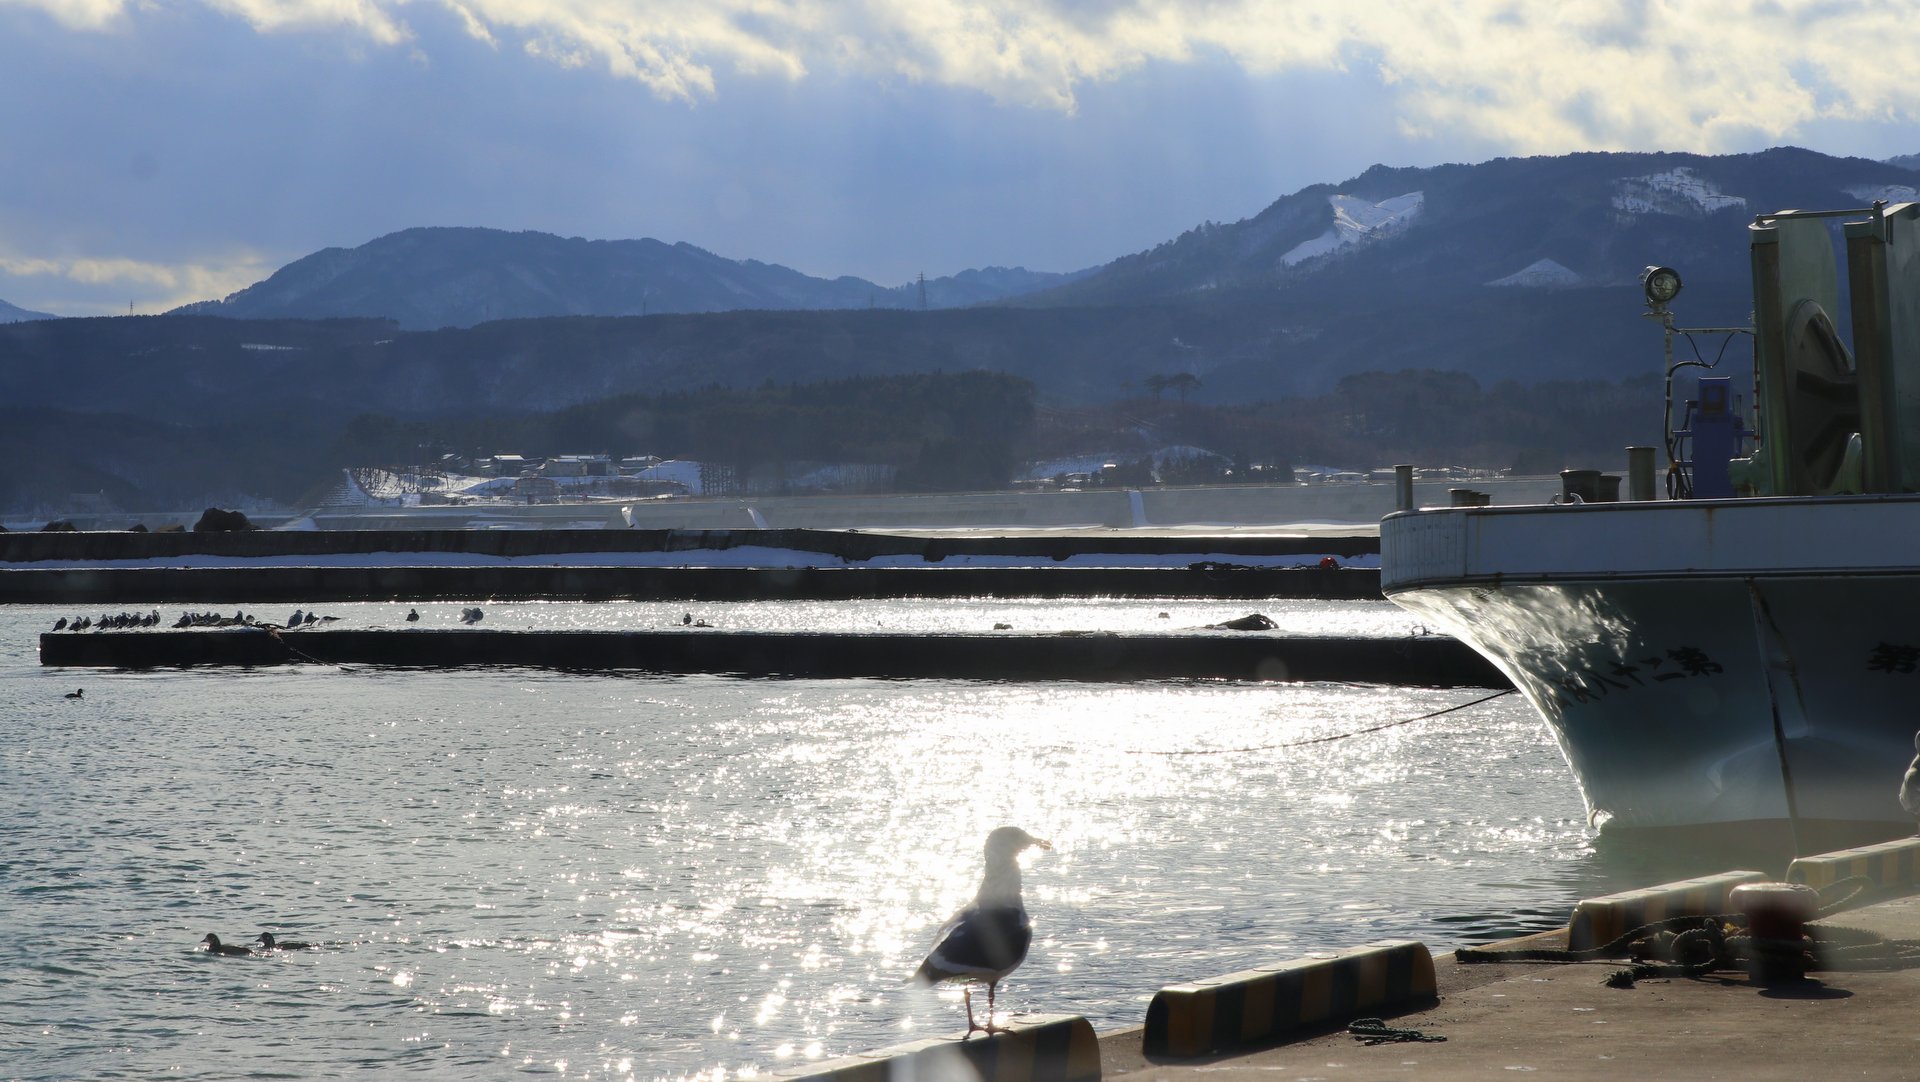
[0,251,276,315]
[10,0,1919,153]
[0,0,133,31]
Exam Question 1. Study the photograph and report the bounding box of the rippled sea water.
[1,599,1749,1080]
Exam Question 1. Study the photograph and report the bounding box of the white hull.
[1382,494,1920,834]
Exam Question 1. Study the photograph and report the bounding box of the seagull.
[254,932,314,951]
[912,826,1051,1037]
[201,933,252,957]
[1900,730,1920,833]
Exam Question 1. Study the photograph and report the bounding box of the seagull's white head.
[985,826,1051,865]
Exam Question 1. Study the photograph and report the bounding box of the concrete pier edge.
[1141,939,1436,1058]
[772,1013,1099,1082]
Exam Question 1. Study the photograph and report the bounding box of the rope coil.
[1454,877,1920,986]
[1347,1017,1446,1044]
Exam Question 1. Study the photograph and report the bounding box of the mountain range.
[4,145,1919,510]
[0,297,53,323]
[6,144,1917,351]
[169,229,1089,328]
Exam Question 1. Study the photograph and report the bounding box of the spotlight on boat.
[1642,265,1683,309]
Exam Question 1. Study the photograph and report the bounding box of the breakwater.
[0,526,1377,563]
[3,565,1380,604]
[0,526,1380,603]
[38,627,1505,686]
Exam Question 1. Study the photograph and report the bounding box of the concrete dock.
[1097,895,1920,1080]
[783,836,1920,1082]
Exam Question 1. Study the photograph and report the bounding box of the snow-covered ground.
[1612,167,1746,216]
[1279,192,1425,267]
[1846,184,1920,205]
[1488,258,1581,288]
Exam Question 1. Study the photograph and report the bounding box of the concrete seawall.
[0,526,1385,603]
[38,628,1508,686]
[2,565,1382,604]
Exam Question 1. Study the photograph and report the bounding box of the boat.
[1381,202,1920,848]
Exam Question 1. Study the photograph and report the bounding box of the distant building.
[638,459,707,495]
[511,476,560,503]
[479,453,535,477]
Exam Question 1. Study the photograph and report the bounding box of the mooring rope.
[1128,688,1515,756]
[258,626,357,673]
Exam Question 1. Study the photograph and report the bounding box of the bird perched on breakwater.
[64,688,83,700]
[913,826,1050,1037]
[201,933,252,956]
[254,932,314,951]
[1900,730,1920,833]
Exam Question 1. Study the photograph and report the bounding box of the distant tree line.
[334,371,1038,494]
[0,367,1670,515]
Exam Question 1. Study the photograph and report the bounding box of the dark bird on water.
[64,688,83,700]
[255,932,314,951]
[912,826,1051,1037]
[406,608,420,622]
[201,933,252,956]
[1900,730,1920,833]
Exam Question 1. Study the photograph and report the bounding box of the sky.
[4,1,1920,318]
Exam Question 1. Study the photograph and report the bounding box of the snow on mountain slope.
[1846,183,1920,204]
[1488,259,1581,288]
[1612,167,1746,216]
[1279,192,1425,267]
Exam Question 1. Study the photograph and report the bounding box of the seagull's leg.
[962,983,984,1038]
[983,980,1004,1035]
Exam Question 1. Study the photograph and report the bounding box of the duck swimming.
[64,688,83,700]
[201,933,252,957]
[254,932,314,951]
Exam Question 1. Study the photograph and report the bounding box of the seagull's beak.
[1031,838,1053,851]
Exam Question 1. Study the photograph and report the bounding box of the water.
[0,599,1754,1079]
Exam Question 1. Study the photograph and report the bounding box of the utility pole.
[917,273,927,312]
